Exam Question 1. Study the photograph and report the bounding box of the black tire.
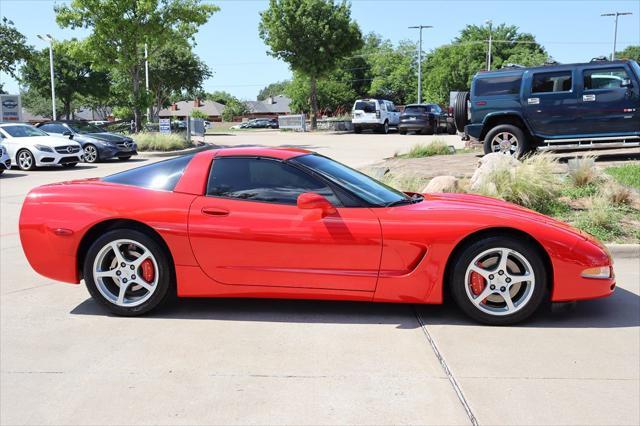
[118,155,132,161]
[62,162,78,168]
[353,125,362,134]
[0,169,4,175]
[453,91,470,132]
[16,149,36,171]
[447,122,457,135]
[83,144,100,163]
[83,229,174,316]
[483,124,530,158]
[377,120,389,134]
[450,236,547,325]
[422,124,435,135]
[399,129,407,135]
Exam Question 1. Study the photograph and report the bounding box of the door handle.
[583,94,596,102]
[201,207,229,216]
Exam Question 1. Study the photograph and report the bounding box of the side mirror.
[62,131,73,139]
[621,78,633,88]
[297,192,337,218]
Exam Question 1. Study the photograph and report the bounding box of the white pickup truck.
[351,99,400,134]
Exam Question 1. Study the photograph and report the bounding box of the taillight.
[376,110,381,118]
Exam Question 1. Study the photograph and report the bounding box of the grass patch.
[605,164,640,190]
[132,132,191,151]
[560,183,598,199]
[403,140,452,158]
[378,173,429,193]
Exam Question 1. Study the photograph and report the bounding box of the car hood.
[412,192,596,243]
[80,132,130,143]
[9,136,82,148]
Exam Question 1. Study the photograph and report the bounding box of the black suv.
[453,59,640,157]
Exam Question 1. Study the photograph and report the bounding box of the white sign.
[278,114,306,131]
[0,94,22,122]
[190,118,205,137]
[159,118,171,134]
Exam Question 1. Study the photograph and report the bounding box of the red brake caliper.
[140,258,155,283]
[470,266,486,297]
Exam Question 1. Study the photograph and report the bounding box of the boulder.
[423,175,459,193]
[469,153,520,191]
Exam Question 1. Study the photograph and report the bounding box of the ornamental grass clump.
[568,155,599,187]
[132,132,190,151]
[474,154,561,214]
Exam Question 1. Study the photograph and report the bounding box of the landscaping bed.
[132,132,192,151]
[362,142,640,243]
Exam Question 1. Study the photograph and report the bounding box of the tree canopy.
[0,17,33,82]
[55,0,218,130]
[259,0,362,128]
[257,80,291,101]
[616,45,640,61]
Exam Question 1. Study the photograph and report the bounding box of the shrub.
[472,153,561,213]
[605,164,640,190]
[567,155,599,187]
[600,180,631,205]
[132,132,190,151]
[190,109,208,119]
[404,140,452,158]
[574,195,623,241]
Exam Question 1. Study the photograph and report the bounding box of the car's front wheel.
[83,144,99,163]
[83,229,174,316]
[450,236,546,325]
[16,149,36,171]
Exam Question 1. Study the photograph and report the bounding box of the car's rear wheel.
[484,124,530,158]
[450,236,546,325]
[353,125,362,134]
[83,144,99,163]
[379,120,389,134]
[16,149,36,171]
[83,229,173,316]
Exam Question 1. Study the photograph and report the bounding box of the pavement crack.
[413,306,479,426]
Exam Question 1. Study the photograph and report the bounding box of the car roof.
[0,122,33,127]
[207,146,312,160]
[477,59,634,77]
[405,103,438,107]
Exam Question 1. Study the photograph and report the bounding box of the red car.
[19,147,615,325]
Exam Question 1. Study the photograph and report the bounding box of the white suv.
[351,99,400,134]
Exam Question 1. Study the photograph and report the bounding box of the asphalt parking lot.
[1,140,639,425]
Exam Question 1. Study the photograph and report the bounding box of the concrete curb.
[605,244,640,259]
[139,143,215,158]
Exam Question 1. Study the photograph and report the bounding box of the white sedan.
[0,123,84,171]
[0,143,10,174]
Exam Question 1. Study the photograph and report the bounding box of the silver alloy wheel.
[464,247,535,316]
[92,239,159,307]
[84,145,98,163]
[490,132,519,155]
[18,150,33,170]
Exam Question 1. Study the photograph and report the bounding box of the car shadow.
[100,158,148,164]
[70,286,639,329]
[13,164,98,172]
[0,172,27,179]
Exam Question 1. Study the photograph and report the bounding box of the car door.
[578,64,640,135]
[523,69,580,137]
[188,156,383,291]
[386,101,400,125]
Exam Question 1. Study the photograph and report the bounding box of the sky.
[1,0,639,100]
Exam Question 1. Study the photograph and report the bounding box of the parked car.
[399,104,457,135]
[352,99,400,134]
[0,143,11,174]
[37,121,137,163]
[20,147,614,325]
[88,120,110,127]
[230,120,254,130]
[454,59,640,157]
[0,123,83,171]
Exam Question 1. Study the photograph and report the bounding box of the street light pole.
[37,34,56,120]
[409,25,433,104]
[485,20,493,71]
[145,43,150,121]
[601,12,632,60]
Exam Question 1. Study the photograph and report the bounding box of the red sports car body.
[19,147,615,324]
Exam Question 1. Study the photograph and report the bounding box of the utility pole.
[37,34,56,120]
[485,20,493,71]
[409,25,433,104]
[145,43,150,122]
[601,12,632,60]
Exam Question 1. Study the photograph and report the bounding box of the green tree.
[423,23,548,105]
[21,87,65,119]
[55,0,218,131]
[206,90,236,105]
[286,70,356,115]
[221,98,248,122]
[149,41,212,120]
[21,39,110,119]
[190,108,208,119]
[367,39,417,105]
[257,80,290,100]
[0,17,33,80]
[617,45,640,61]
[259,0,362,129]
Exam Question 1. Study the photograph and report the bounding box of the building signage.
[0,94,22,122]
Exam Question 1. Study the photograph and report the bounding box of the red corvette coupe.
[19,147,615,325]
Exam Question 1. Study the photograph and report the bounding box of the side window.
[475,75,523,96]
[388,102,396,112]
[378,101,386,111]
[102,155,194,191]
[584,67,630,90]
[532,71,573,93]
[207,157,340,206]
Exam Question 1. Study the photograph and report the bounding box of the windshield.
[69,122,103,134]
[292,154,411,207]
[1,125,48,138]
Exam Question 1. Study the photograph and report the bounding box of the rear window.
[403,106,431,114]
[475,75,522,96]
[354,101,377,113]
[102,155,194,191]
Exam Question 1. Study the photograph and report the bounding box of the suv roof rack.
[544,59,559,66]
[502,63,525,69]
[590,56,609,62]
